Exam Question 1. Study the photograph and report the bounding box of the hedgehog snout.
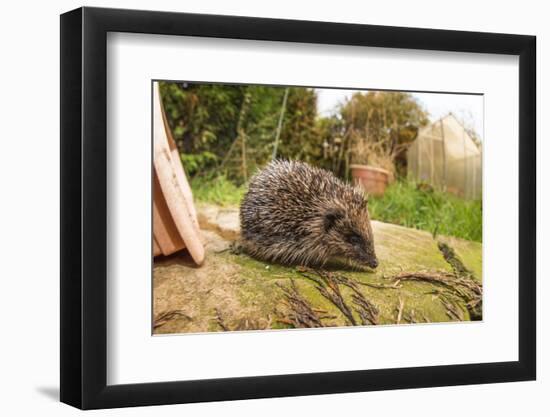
[347,243,378,269]
[366,257,378,269]
[354,251,378,269]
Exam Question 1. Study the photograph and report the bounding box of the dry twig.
[396,297,405,324]
[214,308,229,331]
[153,310,191,329]
[352,294,379,325]
[391,270,482,321]
[296,268,357,325]
[276,280,325,328]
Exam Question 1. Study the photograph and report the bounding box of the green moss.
[155,210,482,333]
[226,237,476,327]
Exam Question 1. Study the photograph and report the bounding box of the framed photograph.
[60,6,536,409]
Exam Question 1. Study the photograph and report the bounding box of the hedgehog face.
[322,202,378,269]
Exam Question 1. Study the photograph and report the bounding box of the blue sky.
[315,88,484,140]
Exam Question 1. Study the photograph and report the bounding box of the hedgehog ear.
[323,208,344,232]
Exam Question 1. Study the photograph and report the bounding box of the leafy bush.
[161,82,321,182]
[368,181,482,242]
[191,176,246,207]
[180,152,218,176]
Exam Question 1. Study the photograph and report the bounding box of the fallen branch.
[357,281,402,290]
[214,308,229,331]
[352,294,379,325]
[296,267,384,326]
[276,280,325,328]
[153,310,192,329]
[439,293,465,321]
[275,242,482,329]
[296,268,357,325]
[438,241,474,278]
[396,297,405,324]
[391,270,482,321]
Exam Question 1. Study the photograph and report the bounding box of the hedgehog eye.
[348,234,363,246]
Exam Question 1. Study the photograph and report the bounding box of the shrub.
[368,181,482,242]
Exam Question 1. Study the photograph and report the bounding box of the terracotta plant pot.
[350,164,390,197]
[152,82,204,265]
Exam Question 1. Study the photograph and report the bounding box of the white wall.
[0,0,545,415]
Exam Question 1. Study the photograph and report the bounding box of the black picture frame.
[60,6,536,410]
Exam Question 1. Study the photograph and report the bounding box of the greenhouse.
[407,113,482,199]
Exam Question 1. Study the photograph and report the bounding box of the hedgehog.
[239,160,378,269]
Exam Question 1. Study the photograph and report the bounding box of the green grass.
[368,181,482,242]
[191,175,246,207]
[191,176,482,242]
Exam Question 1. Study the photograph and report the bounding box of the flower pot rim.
[349,164,390,175]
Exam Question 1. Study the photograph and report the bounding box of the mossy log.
[154,204,482,334]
